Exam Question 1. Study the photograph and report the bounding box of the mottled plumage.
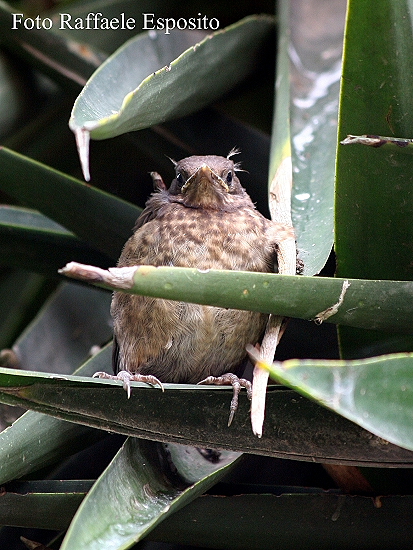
[103,154,293,421]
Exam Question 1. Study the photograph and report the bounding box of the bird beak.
[182,164,229,193]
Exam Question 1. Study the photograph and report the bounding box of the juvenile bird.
[97,152,294,426]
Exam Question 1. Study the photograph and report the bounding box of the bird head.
[168,153,246,209]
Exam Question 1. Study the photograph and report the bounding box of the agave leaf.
[270,1,345,276]
[0,283,112,484]
[0,347,111,488]
[0,206,112,275]
[3,484,413,548]
[69,15,275,179]
[0,269,51,350]
[0,147,140,259]
[0,480,92,530]
[61,263,413,334]
[335,0,413,357]
[259,351,413,453]
[150,491,413,549]
[0,365,413,465]
[61,438,241,549]
[0,409,103,485]
[70,15,273,138]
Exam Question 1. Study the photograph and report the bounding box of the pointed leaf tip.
[72,126,91,181]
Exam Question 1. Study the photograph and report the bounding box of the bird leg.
[198,373,252,426]
[93,370,164,398]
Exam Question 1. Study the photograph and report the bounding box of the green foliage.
[0,0,413,548]
[69,16,275,140]
[335,0,413,359]
[261,352,413,452]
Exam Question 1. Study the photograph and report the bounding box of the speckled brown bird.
[97,152,294,424]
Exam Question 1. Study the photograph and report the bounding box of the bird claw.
[93,370,164,398]
[198,373,252,426]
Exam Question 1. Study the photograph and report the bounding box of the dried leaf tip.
[246,344,272,373]
[247,344,274,438]
[20,536,51,550]
[59,262,136,290]
[73,127,91,181]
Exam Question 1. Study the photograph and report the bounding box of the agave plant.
[0,0,413,548]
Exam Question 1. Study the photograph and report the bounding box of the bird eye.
[176,172,185,186]
[226,171,233,184]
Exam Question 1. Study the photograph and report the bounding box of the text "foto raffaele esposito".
[11,12,221,34]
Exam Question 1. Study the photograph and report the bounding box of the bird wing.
[112,190,171,375]
[133,191,170,231]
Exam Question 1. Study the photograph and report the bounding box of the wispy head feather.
[227,147,241,160]
[166,156,177,167]
[227,148,243,171]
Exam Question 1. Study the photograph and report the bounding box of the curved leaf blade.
[0,284,112,484]
[0,206,112,274]
[0,367,413,465]
[261,352,413,453]
[335,0,413,357]
[69,15,274,178]
[0,480,91,531]
[336,0,413,282]
[61,438,240,550]
[0,346,112,486]
[61,263,413,334]
[270,1,345,275]
[70,16,274,139]
[150,492,413,550]
[0,410,103,486]
[0,147,140,259]
[12,283,112,374]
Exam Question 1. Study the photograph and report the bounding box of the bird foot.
[198,373,252,426]
[93,370,164,398]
